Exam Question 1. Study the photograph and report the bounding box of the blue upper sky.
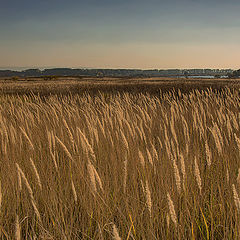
[1,0,240,69]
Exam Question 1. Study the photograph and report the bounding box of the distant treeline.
[227,69,240,78]
[0,68,234,78]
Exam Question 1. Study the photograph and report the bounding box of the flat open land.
[1,76,240,95]
[1,77,240,239]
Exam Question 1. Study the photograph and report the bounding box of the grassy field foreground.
[1,87,240,239]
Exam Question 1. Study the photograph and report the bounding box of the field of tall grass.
[1,87,240,239]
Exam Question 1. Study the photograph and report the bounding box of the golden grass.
[1,87,240,238]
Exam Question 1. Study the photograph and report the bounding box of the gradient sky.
[1,0,240,69]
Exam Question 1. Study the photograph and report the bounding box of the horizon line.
[0,66,237,71]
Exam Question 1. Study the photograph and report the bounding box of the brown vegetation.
[0,79,240,239]
[0,76,240,96]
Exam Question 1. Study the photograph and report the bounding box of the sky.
[0,0,240,69]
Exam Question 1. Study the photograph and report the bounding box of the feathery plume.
[30,158,42,190]
[145,180,152,216]
[17,168,22,192]
[77,128,96,161]
[209,126,222,155]
[87,161,97,195]
[179,153,186,189]
[194,157,202,193]
[166,213,170,229]
[92,165,103,192]
[226,168,229,183]
[205,140,212,167]
[112,224,121,240]
[171,156,181,194]
[167,193,177,227]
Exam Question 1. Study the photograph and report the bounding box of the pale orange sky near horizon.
[2,42,239,69]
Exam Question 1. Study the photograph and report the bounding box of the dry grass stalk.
[92,164,103,192]
[123,158,128,194]
[214,124,223,147]
[55,136,73,162]
[146,148,153,166]
[50,151,58,171]
[145,180,152,216]
[93,127,99,144]
[138,150,145,168]
[87,161,97,195]
[123,119,134,140]
[179,153,186,189]
[97,119,106,138]
[47,130,52,153]
[234,134,240,154]
[112,224,121,240]
[232,184,240,211]
[30,158,42,190]
[237,168,240,190]
[231,113,239,130]
[185,142,189,156]
[167,192,177,227]
[226,117,232,139]
[9,124,17,145]
[171,155,181,194]
[120,129,129,151]
[17,169,22,192]
[51,131,56,150]
[205,140,212,167]
[151,143,158,162]
[170,118,179,148]
[62,118,74,148]
[77,128,96,161]
[98,223,104,240]
[194,157,202,194]
[15,215,21,240]
[166,213,170,229]
[31,199,42,223]
[139,123,147,143]
[19,126,34,150]
[16,163,34,199]
[157,137,163,149]
[16,164,42,223]
[71,179,78,203]
[226,169,229,183]
[210,126,222,155]
[0,179,2,210]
